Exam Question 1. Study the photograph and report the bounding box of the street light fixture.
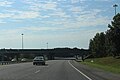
[47,42,48,49]
[21,34,24,49]
[113,4,118,15]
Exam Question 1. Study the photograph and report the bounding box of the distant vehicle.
[33,56,45,65]
[21,58,27,62]
[11,58,17,62]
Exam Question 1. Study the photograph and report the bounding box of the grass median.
[81,57,120,74]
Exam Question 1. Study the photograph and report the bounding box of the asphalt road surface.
[0,60,120,80]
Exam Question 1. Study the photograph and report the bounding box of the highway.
[0,60,120,80]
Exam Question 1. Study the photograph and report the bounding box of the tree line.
[89,13,120,58]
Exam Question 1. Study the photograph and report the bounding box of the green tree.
[89,32,106,58]
[106,13,120,57]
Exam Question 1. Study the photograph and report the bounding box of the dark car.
[33,56,45,65]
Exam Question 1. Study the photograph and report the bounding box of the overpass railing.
[0,61,32,65]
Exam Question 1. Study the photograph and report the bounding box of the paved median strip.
[68,61,92,80]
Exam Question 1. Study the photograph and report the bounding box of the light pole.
[113,4,118,15]
[47,42,48,49]
[21,34,24,49]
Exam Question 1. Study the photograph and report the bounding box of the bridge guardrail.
[0,61,32,65]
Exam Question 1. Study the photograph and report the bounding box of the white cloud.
[0,13,13,23]
[71,0,111,4]
[60,9,110,29]
[0,28,23,35]
[22,26,64,31]
[94,0,111,1]
[71,0,80,4]
[70,6,83,14]
[76,16,109,27]
[57,0,67,1]
[50,11,70,18]
[23,0,57,11]
[13,11,40,19]
[49,8,70,18]
[0,13,13,18]
[0,1,13,7]
[0,20,6,23]
[81,9,108,25]
[29,3,41,11]
[5,9,21,13]
[42,2,57,10]
[0,9,40,19]
[32,8,109,30]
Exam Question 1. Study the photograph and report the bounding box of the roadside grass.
[81,57,120,74]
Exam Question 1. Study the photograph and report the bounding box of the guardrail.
[0,61,32,65]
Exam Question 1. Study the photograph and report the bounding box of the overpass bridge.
[0,48,89,61]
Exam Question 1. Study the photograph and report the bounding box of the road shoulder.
[70,60,120,80]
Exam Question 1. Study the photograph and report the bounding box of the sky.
[0,0,120,49]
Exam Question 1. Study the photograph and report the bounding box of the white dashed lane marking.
[35,70,40,73]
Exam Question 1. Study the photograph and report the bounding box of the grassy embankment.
[81,57,120,74]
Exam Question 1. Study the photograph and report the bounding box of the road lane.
[0,60,90,80]
[2,60,119,80]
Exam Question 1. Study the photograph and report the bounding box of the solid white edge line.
[68,61,92,80]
